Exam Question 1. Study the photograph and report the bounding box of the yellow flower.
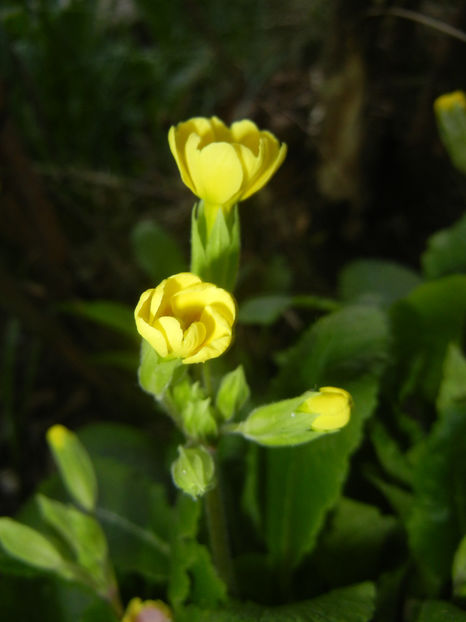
[135,272,236,364]
[121,597,172,622]
[168,116,287,229]
[298,386,352,431]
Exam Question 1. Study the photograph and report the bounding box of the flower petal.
[168,125,197,194]
[153,316,184,355]
[241,136,287,200]
[187,141,244,206]
[210,116,231,142]
[230,119,261,155]
[135,288,154,324]
[172,283,236,326]
[233,143,263,188]
[183,335,232,364]
[180,321,206,358]
[200,304,232,342]
[135,320,169,358]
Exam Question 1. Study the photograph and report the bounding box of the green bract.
[216,364,250,422]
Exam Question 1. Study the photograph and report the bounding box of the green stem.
[204,453,237,597]
[202,361,213,397]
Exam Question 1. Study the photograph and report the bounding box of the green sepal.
[182,398,218,441]
[0,517,75,579]
[171,378,218,441]
[435,92,466,174]
[36,494,114,592]
[216,365,250,421]
[232,392,335,447]
[171,446,216,499]
[138,338,183,398]
[190,201,240,291]
[47,425,98,512]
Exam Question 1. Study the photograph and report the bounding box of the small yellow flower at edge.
[121,597,172,622]
[298,386,352,431]
[168,116,287,230]
[135,272,236,364]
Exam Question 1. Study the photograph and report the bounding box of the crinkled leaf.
[264,306,389,569]
[390,275,466,403]
[408,343,466,592]
[238,295,292,325]
[178,581,375,622]
[416,599,466,622]
[339,259,421,308]
[131,219,186,283]
[370,420,412,485]
[60,300,136,339]
[312,498,399,586]
[422,212,466,279]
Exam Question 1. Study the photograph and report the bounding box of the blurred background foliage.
[0,0,466,591]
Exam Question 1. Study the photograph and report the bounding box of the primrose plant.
[133,117,352,595]
[0,117,351,620]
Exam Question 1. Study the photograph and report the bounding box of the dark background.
[1,0,465,515]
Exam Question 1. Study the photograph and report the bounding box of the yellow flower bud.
[434,90,466,174]
[134,272,236,364]
[298,386,352,431]
[122,598,173,622]
[434,90,466,113]
[168,116,287,229]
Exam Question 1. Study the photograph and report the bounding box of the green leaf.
[408,344,466,592]
[60,300,136,339]
[178,581,376,622]
[390,275,466,403]
[47,425,98,512]
[422,213,466,279]
[238,294,339,325]
[453,535,466,598]
[131,220,186,283]
[265,306,389,569]
[0,518,71,576]
[216,365,250,421]
[339,259,421,308]
[238,295,292,325]
[416,599,466,622]
[365,473,413,523]
[79,599,119,622]
[168,494,226,609]
[78,422,165,481]
[92,457,171,582]
[312,498,399,586]
[37,495,110,589]
[0,574,108,622]
[370,420,412,485]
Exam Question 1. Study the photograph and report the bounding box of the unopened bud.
[171,446,215,498]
